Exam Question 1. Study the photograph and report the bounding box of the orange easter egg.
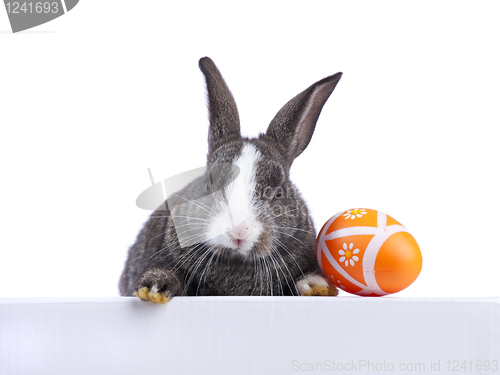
[316,208,422,296]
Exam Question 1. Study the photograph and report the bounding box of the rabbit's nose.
[228,224,251,240]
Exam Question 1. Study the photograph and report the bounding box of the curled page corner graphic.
[64,0,78,12]
[3,0,79,33]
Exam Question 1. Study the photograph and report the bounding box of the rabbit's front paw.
[296,274,338,296]
[133,268,181,304]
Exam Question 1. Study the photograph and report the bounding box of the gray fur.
[119,57,342,298]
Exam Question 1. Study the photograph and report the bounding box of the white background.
[1,1,499,298]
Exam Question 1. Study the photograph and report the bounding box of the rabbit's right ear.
[265,72,342,167]
[199,57,241,155]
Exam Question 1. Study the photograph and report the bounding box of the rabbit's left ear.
[199,57,241,155]
[265,72,342,166]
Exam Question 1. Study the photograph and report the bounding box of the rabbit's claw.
[134,286,170,304]
[134,268,181,304]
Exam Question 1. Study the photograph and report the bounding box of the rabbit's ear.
[199,57,241,155]
[265,72,342,166]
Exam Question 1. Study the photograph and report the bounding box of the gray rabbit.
[119,57,342,303]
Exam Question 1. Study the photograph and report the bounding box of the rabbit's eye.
[262,186,278,200]
[254,183,263,197]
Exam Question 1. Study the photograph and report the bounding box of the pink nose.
[229,224,250,240]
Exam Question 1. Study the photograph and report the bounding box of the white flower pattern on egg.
[343,208,368,220]
[338,243,360,266]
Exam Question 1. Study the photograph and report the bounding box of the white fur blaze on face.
[207,143,264,255]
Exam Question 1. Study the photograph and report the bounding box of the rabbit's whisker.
[272,230,307,247]
[267,248,285,296]
[172,193,218,217]
[169,215,212,222]
[272,237,306,282]
[267,206,301,220]
[261,253,274,296]
[269,225,316,235]
[270,244,298,295]
[184,244,214,295]
[169,242,208,272]
[197,248,219,296]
